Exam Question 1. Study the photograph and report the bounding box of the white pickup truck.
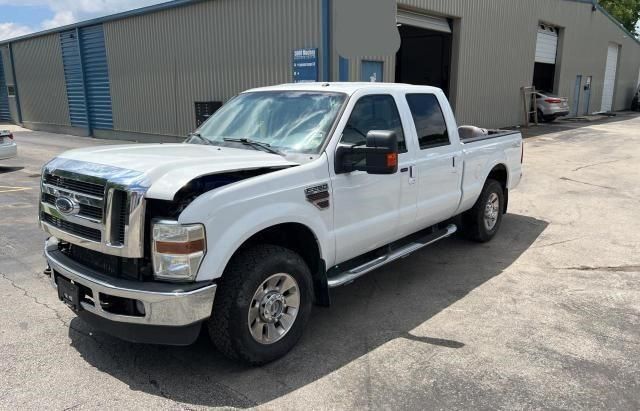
[40,83,523,364]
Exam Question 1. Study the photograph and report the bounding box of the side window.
[406,94,450,150]
[341,94,407,152]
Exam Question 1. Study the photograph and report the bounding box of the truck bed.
[459,129,521,145]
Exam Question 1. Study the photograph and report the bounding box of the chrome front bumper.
[44,238,216,328]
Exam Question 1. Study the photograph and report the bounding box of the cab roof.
[245,82,443,96]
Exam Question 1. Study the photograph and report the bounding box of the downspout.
[322,0,331,81]
[8,43,22,125]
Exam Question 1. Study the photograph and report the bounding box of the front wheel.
[461,179,505,242]
[208,244,313,365]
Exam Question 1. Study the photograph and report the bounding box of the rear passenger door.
[405,93,463,229]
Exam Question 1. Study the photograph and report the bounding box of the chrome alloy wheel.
[484,192,500,231]
[248,273,300,345]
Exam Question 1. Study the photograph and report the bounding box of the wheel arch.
[223,222,330,306]
[486,163,509,214]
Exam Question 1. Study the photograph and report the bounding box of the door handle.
[409,165,416,184]
[400,167,409,173]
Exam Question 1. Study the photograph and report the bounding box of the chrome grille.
[39,159,147,259]
[43,173,105,197]
[42,192,103,221]
[42,213,102,242]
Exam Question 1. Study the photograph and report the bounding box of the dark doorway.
[532,62,555,93]
[395,24,452,96]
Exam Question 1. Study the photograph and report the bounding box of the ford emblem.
[55,197,76,215]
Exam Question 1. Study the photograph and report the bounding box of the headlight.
[152,220,206,282]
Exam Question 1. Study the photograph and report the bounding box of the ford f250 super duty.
[40,83,523,364]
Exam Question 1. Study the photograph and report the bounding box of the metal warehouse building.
[1,0,639,142]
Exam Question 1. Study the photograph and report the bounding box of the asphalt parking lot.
[1,115,639,410]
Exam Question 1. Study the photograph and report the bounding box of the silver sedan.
[0,130,17,161]
[535,92,570,122]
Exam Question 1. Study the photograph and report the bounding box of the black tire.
[632,97,639,111]
[208,244,313,365]
[461,179,505,243]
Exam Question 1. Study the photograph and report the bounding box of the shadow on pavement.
[520,111,639,139]
[0,166,24,174]
[68,213,548,408]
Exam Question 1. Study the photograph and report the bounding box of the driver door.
[331,93,417,264]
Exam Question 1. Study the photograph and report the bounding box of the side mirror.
[336,130,399,175]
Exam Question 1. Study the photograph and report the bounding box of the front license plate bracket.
[57,276,82,312]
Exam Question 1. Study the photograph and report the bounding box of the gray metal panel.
[397,0,640,126]
[104,0,323,137]
[330,0,640,128]
[11,34,70,126]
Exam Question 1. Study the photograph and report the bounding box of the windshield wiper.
[186,132,212,145]
[223,138,282,155]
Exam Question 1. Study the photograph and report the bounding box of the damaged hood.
[53,143,298,200]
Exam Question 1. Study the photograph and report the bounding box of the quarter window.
[406,94,450,150]
[341,94,407,152]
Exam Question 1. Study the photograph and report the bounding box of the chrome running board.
[327,224,457,288]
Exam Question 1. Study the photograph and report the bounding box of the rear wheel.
[461,179,505,242]
[208,244,313,365]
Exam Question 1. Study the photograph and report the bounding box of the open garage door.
[532,24,559,93]
[601,43,619,112]
[395,10,452,96]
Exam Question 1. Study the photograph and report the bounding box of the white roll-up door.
[601,43,619,112]
[535,24,558,64]
[397,10,451,33]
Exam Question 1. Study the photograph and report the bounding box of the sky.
[0,0,169,41]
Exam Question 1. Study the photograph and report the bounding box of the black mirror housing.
[336,130,399,175]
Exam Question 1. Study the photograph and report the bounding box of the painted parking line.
[0,186,32,193]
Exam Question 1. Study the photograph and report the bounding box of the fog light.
[135,300,146,316]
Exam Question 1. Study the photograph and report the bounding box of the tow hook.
[43,265,52,277]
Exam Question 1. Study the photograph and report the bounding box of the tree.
[599,0,640,37]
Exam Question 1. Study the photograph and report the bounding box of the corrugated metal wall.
[0,52,10,121]
[60,30,89,128]
[376,0,640,127]
[104,0,323,137]
[0,45,20,123]
[80,25,113,130]
[1,0,639,134]
[11,34,70,126]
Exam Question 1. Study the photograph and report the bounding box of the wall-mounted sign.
[293,48,318,83]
